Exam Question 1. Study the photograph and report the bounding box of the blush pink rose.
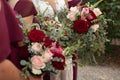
[93,8,102,17]
[50,44,63,55]
[80,16,86,20]
[67,6,80,21]
[91,24,99,32]
[81,7,89,16]
[42,50,53,62]
[31,43,42,54]
[67,12,76,21]
[31,55,45,70]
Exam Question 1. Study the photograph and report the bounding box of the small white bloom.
[55,16,60,23]
[93,8,102,16]
[91,24,99,32]
[32,68,42,75]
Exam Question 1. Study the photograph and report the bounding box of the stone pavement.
[77,65,120,80]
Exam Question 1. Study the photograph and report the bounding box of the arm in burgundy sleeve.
[14,0,37,17]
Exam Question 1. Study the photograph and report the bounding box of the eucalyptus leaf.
[20,60,27,66]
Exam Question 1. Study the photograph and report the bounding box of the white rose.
[70,6,79,13]
[93,8,102,16]
[42,50,53,63]
[32,68,42,75]
[67,12,76,21]
[91,24,99,32]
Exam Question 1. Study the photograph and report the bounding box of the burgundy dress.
[14,0,39,23]
[13,1,49,80]
[68,0,81,8]
[7,0,39,70]
[72,54,78,80]
[0,0,24,69]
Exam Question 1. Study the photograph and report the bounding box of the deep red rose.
[73,19,90,33]
[50,43,65,70]
[87,10,97,21]
[52,53,65,70]
[28,29,45,42]
[43,37,53,47]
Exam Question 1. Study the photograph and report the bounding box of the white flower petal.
[32,68,42,75]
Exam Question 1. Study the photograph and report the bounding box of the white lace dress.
[32,0,67,17]
[32,0,73,80]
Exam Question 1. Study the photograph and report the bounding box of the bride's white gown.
[32,0,73,80]
[32,0,67,17]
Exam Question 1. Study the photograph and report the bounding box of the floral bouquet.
[36,14,75,68]
[67,1,103,33]
[56,0,109,64]
[19,20,66,78]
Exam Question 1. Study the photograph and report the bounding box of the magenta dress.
[0,0,24,69]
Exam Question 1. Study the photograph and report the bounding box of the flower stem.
[91,0,103,9]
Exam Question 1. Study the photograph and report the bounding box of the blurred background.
[78,1,120,80]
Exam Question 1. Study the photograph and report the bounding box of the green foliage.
[37,13,76,56]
